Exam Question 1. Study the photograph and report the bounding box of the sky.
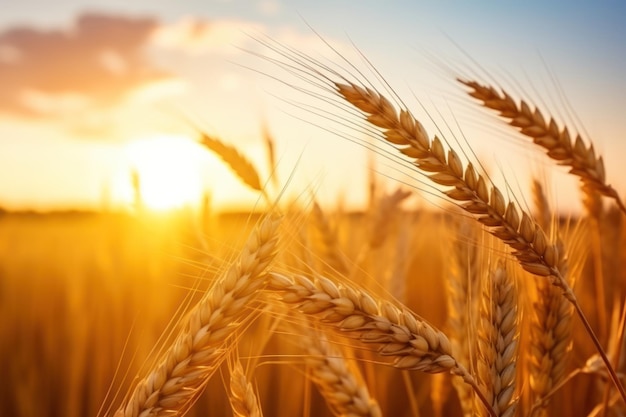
[0,1,625,213]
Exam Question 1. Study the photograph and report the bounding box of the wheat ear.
[476,263,519,417]
[113,215,280,417]
[333,80,625,403]
[312,201,350,274]
[528,180,574,415]
[459,79,626,214]
[531,180,552,232]
[229,358,263,417]
[199,132,269,202]
[529,270,574,416]
[335,82,561,284]
[447,221,481,417]
[267,272,498,417]
[368,187,412,249]
[303,331,382,417]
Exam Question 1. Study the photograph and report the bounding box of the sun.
[124,135,206,211]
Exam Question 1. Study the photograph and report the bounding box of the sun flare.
[124,135,206,211]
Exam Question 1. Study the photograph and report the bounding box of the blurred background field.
[0,201,622,416]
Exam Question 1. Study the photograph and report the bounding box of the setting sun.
[124,135,206,211]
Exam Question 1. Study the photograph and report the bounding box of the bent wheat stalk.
[113,215,280,417]
[459,79,626,214]
[267,272,498,417]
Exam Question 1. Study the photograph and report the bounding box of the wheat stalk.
[113,215,280,417]
[476,263,519,417]
[458,79,625,214]
[303,331,382,417]
[267,271,498,417]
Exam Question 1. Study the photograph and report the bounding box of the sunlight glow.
[124,135,206,211]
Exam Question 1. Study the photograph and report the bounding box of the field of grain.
[2,40,626,417]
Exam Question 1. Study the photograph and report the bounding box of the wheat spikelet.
[113,215,280,417]
[459,79,625,213]
[476,262,519,417]
[303,331,382,417]
[229,358,263,417]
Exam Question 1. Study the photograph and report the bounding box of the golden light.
[124,135,206,211]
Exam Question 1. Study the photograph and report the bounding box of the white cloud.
[98,49,128,75]
[19,89,91,116]
[258,0,280,16]
[151,17,266,55]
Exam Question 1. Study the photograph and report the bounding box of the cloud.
[258,0,281,16]
[151,17,264,55]
[0,12,173,118]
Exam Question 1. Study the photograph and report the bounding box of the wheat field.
[2,36,626,417]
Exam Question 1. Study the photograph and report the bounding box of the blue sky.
[0,1,624,212]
